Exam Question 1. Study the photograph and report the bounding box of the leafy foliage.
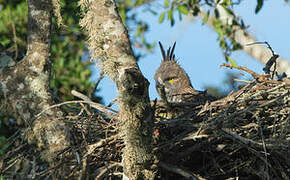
[116,0,155,54]
[157,0,245,62]
[116,0,288,65]
[255,0,264,14]
[50,0,103,102]
[0,1,27,55]
[0,0,102,102]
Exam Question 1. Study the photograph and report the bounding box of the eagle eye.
[166,77,177,83]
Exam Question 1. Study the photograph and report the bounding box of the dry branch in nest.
[153,63,289,179]
[1,64,289,179]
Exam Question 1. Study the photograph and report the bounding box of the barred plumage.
[154,42,215,105]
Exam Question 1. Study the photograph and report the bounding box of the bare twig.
[246,41,275,55]
[107,97,119,107]
[253,112,270,180]
[91,71,104,98]
[246,41,279,78]
[84,135,119,157]
[158,161,205,180]
[72,90,118,116]
[11,15,18,60]
[233,79,252,83]
[221,63,267,81]
[220,128,288,150]
[95,162,122,180]
[36,99,116,118]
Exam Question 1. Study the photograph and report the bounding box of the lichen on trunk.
[0,0,71,162]
[79,0,156,179]
[117,67,155,179]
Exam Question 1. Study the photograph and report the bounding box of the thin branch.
[253,112,270,180]
[95,162,122,180]
[158,161,205,180]
[221,63,267,81]
[91,71,104,98]
[84,135,119,157]
[72,90,118,114]
[36,98,116,119]
[10,13,18,60]
[246,41,280,78]
[107,97,119,107]
[196,9,290,75]
[221,128,288,150]
[246,41,275,55]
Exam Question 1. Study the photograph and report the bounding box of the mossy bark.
[0,0,70,162]
[80,0,155,179]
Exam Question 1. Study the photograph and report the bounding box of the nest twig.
[1,64,289,179]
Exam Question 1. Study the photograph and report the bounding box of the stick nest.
[1,66,289,180]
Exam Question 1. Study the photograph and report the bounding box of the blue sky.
[91,1,290,106]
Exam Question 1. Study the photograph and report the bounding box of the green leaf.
[159,12,166,24]
[216,25,224,36]
[224,0,232,5]
[229,58,238,68]
[232,42,242,50]
[178,5,189,15]
[168,9,173,20]
[170,18,175,26]
[221,4,233,15]
[214,8,220,18]
[136,24,142,36]
[125,0,133,6]
[167,9,175,26]
[255,0,263,14]
[192,6,200,16]
[164,0,170,8]
[119,6,126,22]
[136,0,144,5]
[148,9,157,15]
[219,37,226,49]
[202,10,209,24]
[178,9,182,20]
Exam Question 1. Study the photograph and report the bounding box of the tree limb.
[0,0,70,163]
[197,7,290,75]
[80,0,155,179]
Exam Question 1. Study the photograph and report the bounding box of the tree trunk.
[79,0,155,179]
[0,0,70,162]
